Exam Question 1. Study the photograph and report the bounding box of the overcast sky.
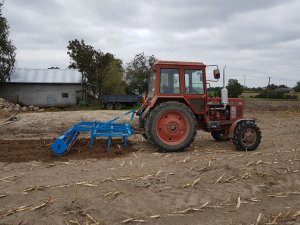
[3,0,300,87]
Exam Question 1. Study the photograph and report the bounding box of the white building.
[0,68,86,106]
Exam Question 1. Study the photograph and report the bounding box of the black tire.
[211,131,230,141]
[142,133,148,140]
[106,103,114,110]
[145,101,197,152]
[115,103,122,110]
[233,121,261,151]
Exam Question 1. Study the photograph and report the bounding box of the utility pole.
[243,75,246,88]
[266,76,271,99]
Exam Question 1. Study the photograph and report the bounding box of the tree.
[102,59,125,95]
[294,81,300,92]
[125,53,156,96]
[227,79,243,97]
[67,39,124,95]
[0,1,16,83]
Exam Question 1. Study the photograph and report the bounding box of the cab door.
[182,66,207,114]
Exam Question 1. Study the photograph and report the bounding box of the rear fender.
[228,119,255,138]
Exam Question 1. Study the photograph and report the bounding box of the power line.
[231,74,297,82]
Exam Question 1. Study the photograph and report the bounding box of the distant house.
[274,87,294,93]
[0,68,86,107]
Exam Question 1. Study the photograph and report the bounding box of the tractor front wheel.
[233,121,261,151]
[145,101,197,152]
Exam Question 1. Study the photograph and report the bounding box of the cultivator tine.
[123,137,128,148]
[89,137,95,151]
[107,137,112,157]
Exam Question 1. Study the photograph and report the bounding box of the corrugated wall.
[0,83,83,106]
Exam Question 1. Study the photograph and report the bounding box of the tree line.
[67,39,155,97]
[0,1,16,83]
[209,80,300,99]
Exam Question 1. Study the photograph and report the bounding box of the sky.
[3,0,300,87]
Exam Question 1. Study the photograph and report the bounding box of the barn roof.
[8,69,82,84]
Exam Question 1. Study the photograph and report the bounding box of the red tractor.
[137,60,261,152]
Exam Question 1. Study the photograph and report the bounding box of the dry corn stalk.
[292,210,300,219]
[76,182,98,187]
[266,212,282,225]
[30,202,47,211]
[201,201,209,208]
[255,213,263,225]
[117,177,131,181]
[0,175,23,182]
[104,191,121,198]
[119,161,126,167]
[0,205,31,218]
[215,173,226,183]
[122,218,147,223]
[173,208,203,214]
[86,213,99,224]
[150,215,161,219]
[192,178,200,187]
[122,218,134,223]
[229,196,241,211]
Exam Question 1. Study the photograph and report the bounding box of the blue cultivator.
[51,110,135,156]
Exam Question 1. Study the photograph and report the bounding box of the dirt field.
[0,100,300,225]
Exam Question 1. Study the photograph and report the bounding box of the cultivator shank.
[51,110,135,156]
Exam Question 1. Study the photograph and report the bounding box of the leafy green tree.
[207,87,221,97]
[227,79,243,97]
[0,1,16,83]
[67,39,124,95]
[102,59,125,95]
[294,81,300,92]
[125,52,156,95]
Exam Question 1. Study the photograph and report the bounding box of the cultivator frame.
[51,110,135,156]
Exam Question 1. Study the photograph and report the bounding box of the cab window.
[185,69,204,94]
[160,68,180,94]
[148,69,156,97]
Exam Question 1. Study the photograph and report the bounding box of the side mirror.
[213,69,220,79]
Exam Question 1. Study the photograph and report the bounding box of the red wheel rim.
[156,111,190,145]
[241,128,257,147]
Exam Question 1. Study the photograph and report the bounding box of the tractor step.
[51,110,135,156]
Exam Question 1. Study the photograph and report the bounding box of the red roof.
[155,60,206,66]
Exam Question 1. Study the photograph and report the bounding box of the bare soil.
[0,100,299,225]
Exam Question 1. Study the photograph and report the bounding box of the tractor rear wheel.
[211,131,230,141]
[145,101,197,152]
[233,121,261,151]
[106,103,114,110]
[142,133,148,140]
[115,103,122,110]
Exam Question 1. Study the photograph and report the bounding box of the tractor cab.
[138,60,261,152]
[144,61,227,116]
[145,61,208,114]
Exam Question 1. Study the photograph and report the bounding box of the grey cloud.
[3,0,300,87]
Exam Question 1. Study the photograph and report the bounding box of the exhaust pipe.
[221,65,228,109]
